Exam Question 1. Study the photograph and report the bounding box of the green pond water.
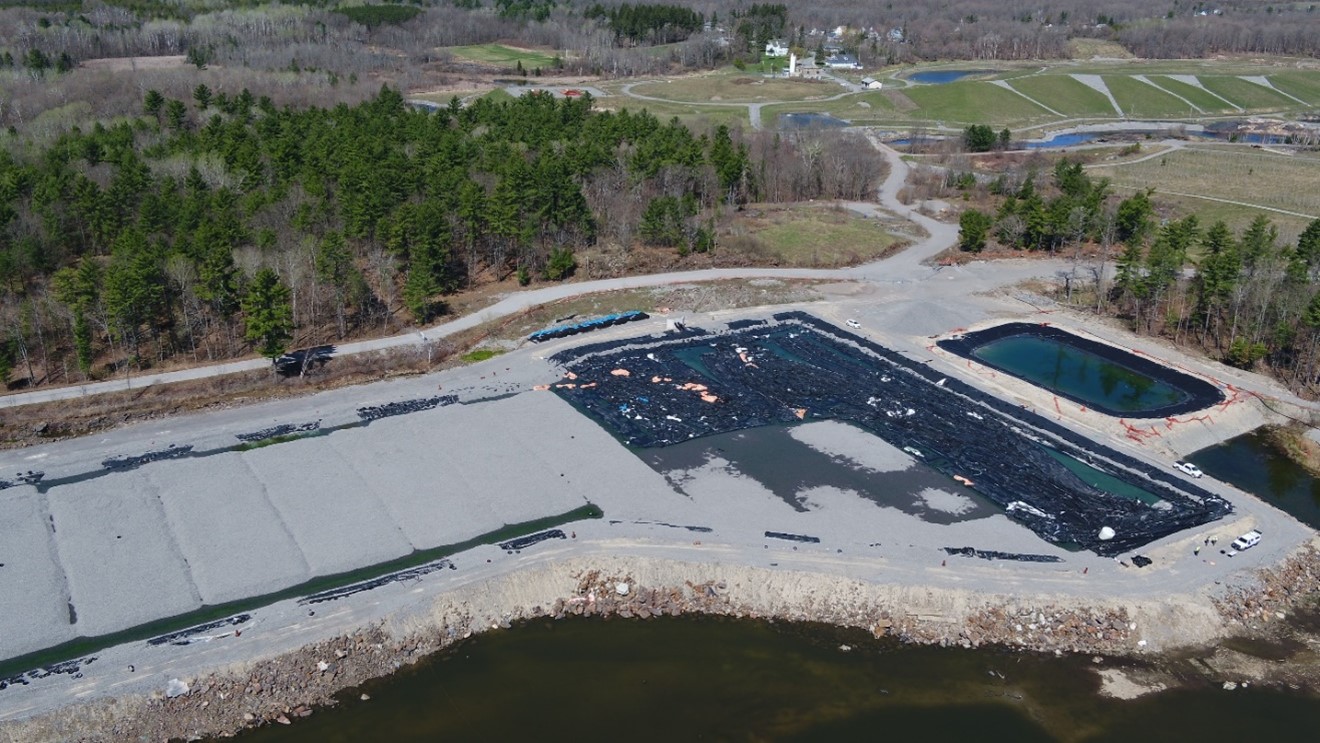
[232,616,1320,742]
[1188,429,1320,530]
[972,336,1188,414]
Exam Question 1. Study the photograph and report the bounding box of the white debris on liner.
[915,487,977,516]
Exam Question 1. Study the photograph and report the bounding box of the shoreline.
[4,543,1318,742]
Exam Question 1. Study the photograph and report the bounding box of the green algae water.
[233,617,1320,742]
[972,335,1188,413]
[1188,429,1320,530]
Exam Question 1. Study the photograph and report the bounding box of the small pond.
[1023,132,1103,148]
[908,70,992,84]
[1188,428,1320,530]
[938,323,1224,418]
[779,112,850,129]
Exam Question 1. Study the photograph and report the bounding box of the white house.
[764,40,789,57]
[861,76,883,90]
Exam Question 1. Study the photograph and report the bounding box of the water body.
[643,424,999,524]
[1188,429,1320,530]
[970,335,1189,414]
[779,112,850,129]
[233,616,1320,742]
[908,70,992,84]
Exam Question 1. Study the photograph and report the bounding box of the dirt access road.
[0,138,955,410]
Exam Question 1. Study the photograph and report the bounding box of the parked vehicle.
[845,319,861,329]
[1228,530,1262,555]
[1174,461,1203,478]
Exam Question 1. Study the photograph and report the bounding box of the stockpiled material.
[551,312,1231,556]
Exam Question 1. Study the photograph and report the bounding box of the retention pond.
[1188,428,1320,530]
[938,323,1224,418]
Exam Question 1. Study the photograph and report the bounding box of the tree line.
[0,86,878,387]
[585,3,703,45]
[954,158,1320,393]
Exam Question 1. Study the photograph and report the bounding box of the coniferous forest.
[0,86,878,387]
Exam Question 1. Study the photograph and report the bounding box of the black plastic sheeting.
[300,560,456,605]
[944,547,1063,563]
[766,531,821,543]
[147,614,251,646]
[726,319,767,330]
[357,394,458,422]
[0,471,44,490]
[499,529,567,552]
[0,656,95,691]
[529,311,648,343]
[235,421,322,443]
[103,445,194,471]
[550,311,1232,557]
[937,322,1225,418]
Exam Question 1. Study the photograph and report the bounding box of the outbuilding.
[861,76,883,90]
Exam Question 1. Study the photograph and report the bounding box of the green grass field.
[1006,75,1117,117]
[1144,76,1238,113]
[1264,71,1320,105]
[1196,75,1299,110]
[445,44,559,69]
[1103,75,1197,118]
[605,61,1320,133]
[900,81,1052,126]
[631,72,834,103]
[722,204,901,265]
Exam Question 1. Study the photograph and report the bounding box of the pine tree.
[242,268,293,360]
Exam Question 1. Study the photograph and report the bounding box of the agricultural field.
[1004,75,1118,117]
[1195,75,1301,110]
[1102,75,1199,119]
[604,60,1320,132]
[900,81,1055,127]
[1144,76,1241,114]
[631,71,836,103]
[1269,70,1320,103]
[1090,146,1320,242]
[444,44,560,70]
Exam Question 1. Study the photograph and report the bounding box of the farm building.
[788,53,825,79]
[826,53,863,70]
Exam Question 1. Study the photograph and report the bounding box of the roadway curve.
[0,139,962,410]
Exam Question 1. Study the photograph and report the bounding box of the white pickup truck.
[1226,530,1262,556]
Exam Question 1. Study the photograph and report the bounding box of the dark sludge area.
[550,312,1232,556]
[273,345,335,377]
[356,394,457,423]
[937,322,1225,418]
